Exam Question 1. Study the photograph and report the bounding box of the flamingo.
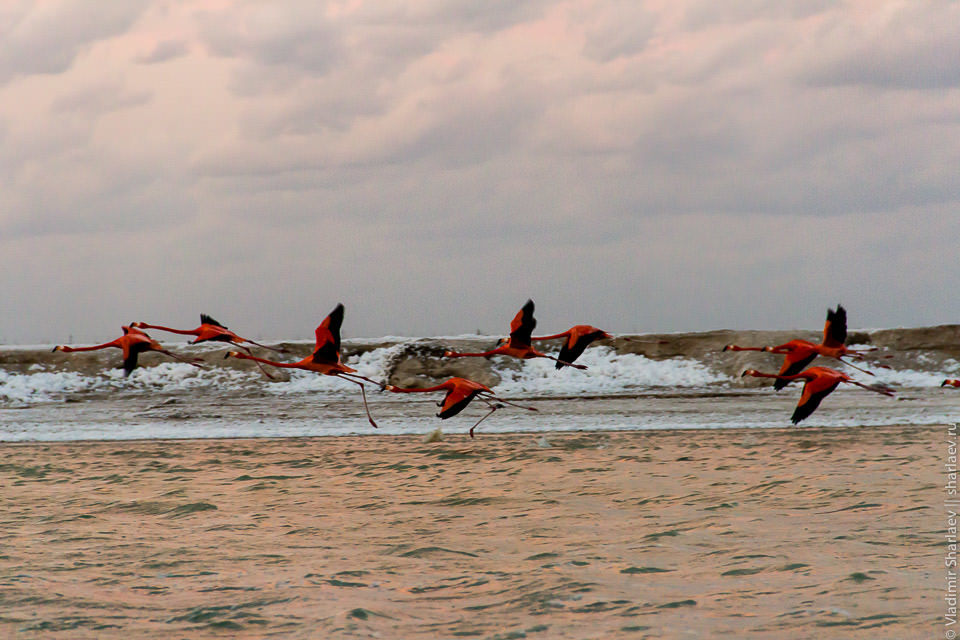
[53,326,205,376]
[444,300,587,370]
[385,377,537,438]
[224,303,383,428]
[132,314,285,380]
[724,305,878,390]
[531,325,613,369]
[943,379,960,388]
[741,366,895,424]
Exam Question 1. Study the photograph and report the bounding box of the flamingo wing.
[822,305,847,348]
[122,343,149,377]
[438,385,483,419]
[509,300,536,347]
[313,303,345,364]
[556,329,607,370]
[791,377,841,424]
[200,313,228,329]
[773,350,817,391]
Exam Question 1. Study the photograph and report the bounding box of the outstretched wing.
[774,350,817,391]
[313,303,344,364]
[822,305,847,348]
[508,300,536,348]
[556,329,607,370]
[438,386,482,420]
[122,343,148,377]
[201,313,227,329]
[791,378,841,424]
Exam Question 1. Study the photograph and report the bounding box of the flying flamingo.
[531,325,612,369]
[444,300,587,370]
[53,326,205,376]
[724,305,879,390]
[385,377,538,438]
[132,314,286,380]
[943,379,960,388]
[741,366,895,424]
[224,303,383,428]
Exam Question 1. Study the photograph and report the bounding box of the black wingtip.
[201,313,227,329]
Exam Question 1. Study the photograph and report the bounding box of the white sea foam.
[491,347,727,396]
[0,369,99,403]
[1,341,957,407]
[0,363,259,403]
[866,365,957,388]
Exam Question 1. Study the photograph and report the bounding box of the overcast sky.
[2,0,958,344]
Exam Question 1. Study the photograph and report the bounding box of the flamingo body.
[386,377,536,437]
[741,365,894,424]
[54,326,203,376]
[533,325,611,369]
[444,300,587,369]
[225,304,381,427]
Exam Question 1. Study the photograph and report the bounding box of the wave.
[3,324,960,405]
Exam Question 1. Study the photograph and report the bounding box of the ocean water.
[1,334,958,442]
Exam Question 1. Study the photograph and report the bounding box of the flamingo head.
[130,322,146,329]
[722,344,734,352]
[224,350,242,360]
[52,345,63,352]
[741,369,758,378]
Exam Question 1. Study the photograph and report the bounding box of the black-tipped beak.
[223,352,232,360]
[51,346,59,353]
[740,370,749,378]
[722,345,730,352]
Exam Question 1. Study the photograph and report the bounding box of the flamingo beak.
[51,346,61,352]
[722,345,731,352]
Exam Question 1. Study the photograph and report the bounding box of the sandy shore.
[0,426,942,638]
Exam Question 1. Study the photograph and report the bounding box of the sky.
[2,0,959,344]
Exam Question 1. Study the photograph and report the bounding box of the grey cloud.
[199,6,343,77]
[578,3,658,62]
[0,1,149,85]
[136,39,189,65]
[681,0,836,29]
[51,80,152,115]
[351,1,551,34]
[799,6,960,89]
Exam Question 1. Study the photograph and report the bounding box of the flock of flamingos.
[51,301,960,436]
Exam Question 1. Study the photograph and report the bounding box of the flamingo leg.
[468,402,501,438]
[338,372,387,390]
[539,354,587,370]
[837,357,876,376]
[244,339,289,354]
[482,393,538,413]
[845,379,896,397]
[337,375,379,429]
[157,349,206,369]
[233,344,281,380]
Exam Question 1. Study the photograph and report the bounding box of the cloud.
[797,3,960,89]
[136,39,190,65]
[2,0,960,344]
[50,80,152,115]
[0,1,149,85]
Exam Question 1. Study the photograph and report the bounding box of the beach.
[0,426,941,638]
